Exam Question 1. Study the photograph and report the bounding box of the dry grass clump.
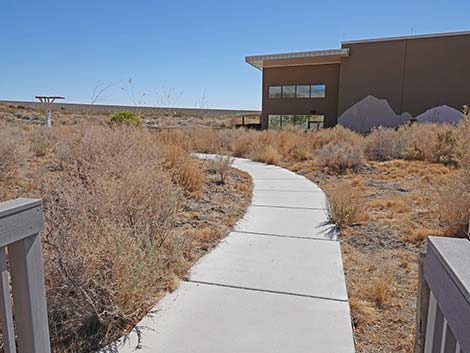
[366,275,395,308]
[158,143,205,194]
[327,183,366,228]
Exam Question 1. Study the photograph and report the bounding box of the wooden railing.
[415,236,470,353]
[0,198,51,353]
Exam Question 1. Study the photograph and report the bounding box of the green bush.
[109,111,141,127]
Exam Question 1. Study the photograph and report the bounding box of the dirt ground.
[174,160,253,277]
[285,159,459,353]
[0,102,257,129]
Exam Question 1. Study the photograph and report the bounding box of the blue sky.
[1,0,468,110]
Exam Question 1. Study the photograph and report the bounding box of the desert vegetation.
[1,102,468,353]
[0,122,252,352]
[0,102,251,129]
[181,116,469,353]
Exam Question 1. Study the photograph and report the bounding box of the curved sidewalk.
[103,156,355,353]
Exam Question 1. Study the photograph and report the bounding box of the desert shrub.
[400,123,458,163]
[157,129,192,152]
[30,127,60,157]
[455,109,470,172]
[317,141,365,173]
[364,128,406,161]
[249,144,281,165]
[208,155,234,184]
[226,129,258,157]
[327,183,366,228]
[109,111,141,127]
[434,114,470,236]
[188,128,220,153]
[0,124,23,178]
[31,135,51,157]
[311,125,363,150]
[158,143,204,194]
[41,126,183,351]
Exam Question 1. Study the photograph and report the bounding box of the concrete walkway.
[103,156,355,353]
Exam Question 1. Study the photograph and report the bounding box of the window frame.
[281,85,296,99]
[267,84,327,99]
[295,85,310,99]
[268,86,283,99]
[310,84,326,98]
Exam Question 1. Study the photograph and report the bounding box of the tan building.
[246,31,470,132]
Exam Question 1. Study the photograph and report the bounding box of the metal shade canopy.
[35,96,65,127]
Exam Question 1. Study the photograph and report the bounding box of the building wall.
[338,33,470,117]
[261,64,340,129]
[401,34,470,115]
[338,40,406,116]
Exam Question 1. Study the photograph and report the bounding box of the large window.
[268,115,324,129]
[295,85,310,98]
[268,86,282,99]
[268,84,327,99]
[282,85,296,98]
[310,84,326,98]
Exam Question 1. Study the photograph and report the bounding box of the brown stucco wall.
[401,34,470,115]
[339,33,470,116]
[261,64,340,129]
[337,40,406,116]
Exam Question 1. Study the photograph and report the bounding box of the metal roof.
[245,48,349,70]
[245,31,470,70]
[342,30,470,45]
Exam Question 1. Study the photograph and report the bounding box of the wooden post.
[414,251,430,353]
[0,248,17,353]
[9,234,51,353]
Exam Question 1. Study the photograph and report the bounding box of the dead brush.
[0,123,23,179]
[188,128,220,153]
[317,140,365,173]
[433,112,470,237]
[364,127,406,161]
[399,123,459,163]
[41,125,184,351]
[326,183,366,228]
[249,144,281,165]
[157,142,204,194]
[208,155,234,184]
[227,129,258,157]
